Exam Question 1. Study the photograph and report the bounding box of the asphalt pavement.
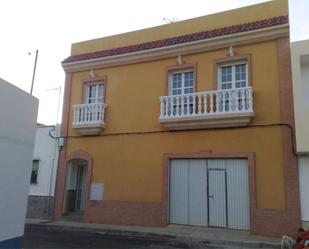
[22,226,219,249]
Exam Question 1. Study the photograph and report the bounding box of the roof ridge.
[63,15,288,64]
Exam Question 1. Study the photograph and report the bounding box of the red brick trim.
[66,150,94,215]
[60,73,73,138]
[55,148,94,218]
[272,37,301,235]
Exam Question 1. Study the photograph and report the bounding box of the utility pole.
[29,49,39,95]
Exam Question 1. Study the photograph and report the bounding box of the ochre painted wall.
[66,40,286,209]
[71,0,288,55]
[66,128,285,209]
[69,41,281,134]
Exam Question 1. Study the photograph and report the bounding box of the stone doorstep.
[24,221,281,249]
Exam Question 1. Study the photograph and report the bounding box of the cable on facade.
[55,123,297,156]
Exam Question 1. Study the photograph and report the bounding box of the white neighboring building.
[0,78,38,249]
[27,124,60,219]
[291,39,309,229]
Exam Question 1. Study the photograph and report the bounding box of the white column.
[210,93,214,114]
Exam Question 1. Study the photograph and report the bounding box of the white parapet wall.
[291,40,309,228]
[299,156,309,229]
[291,40,309,153]
[0,78,38,248]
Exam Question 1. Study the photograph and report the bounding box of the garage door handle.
[209,194,214,199]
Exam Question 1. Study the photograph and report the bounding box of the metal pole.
[30,49,39,95]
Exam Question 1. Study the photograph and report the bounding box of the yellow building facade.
[55,0,301,236]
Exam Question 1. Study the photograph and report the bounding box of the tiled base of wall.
[26,195,54,220]
[85,201,166,227]
[251,209,301,237]
[76,200,301,237]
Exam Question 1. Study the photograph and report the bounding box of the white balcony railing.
[159,87,254,129]
[72,102,106,135]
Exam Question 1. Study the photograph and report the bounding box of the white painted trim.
[169,70,195,96]
[73,126,105,136]
[62,24,289,73]
[160,112,254,130]
[217,62,249,90]
[84,83,104,104]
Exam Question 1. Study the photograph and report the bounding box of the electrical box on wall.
[90,183,104,201]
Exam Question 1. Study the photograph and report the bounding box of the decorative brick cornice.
[63,16,288,64]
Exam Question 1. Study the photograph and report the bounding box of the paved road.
[22,226,218,249]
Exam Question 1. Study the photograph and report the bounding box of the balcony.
[72,102,106,135]
[159,87,254,130]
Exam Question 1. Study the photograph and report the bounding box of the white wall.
[0,78,38,242]
[29,125,59,197]
[291,40,309,153]
[301,62,309,107]
[299,156,309,221]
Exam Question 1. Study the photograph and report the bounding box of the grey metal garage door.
[169,159,250,230]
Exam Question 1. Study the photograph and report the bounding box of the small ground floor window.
[30,159,39,184]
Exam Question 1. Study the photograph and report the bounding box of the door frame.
[207,168,228,228]
[62,150,93,216]
[164,152,255,230]
[74,163,87,212]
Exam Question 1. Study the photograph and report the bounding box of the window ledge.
[160,111,254,130]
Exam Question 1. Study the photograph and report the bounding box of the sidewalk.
[25,219,281,248]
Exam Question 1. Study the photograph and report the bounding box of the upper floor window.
[169,71,194,96]
[84,83,104,104]
[218,63,248,90]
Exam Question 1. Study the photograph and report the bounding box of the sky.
[0,0,308,125]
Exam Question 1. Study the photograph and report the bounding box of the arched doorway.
[63,159,88,214]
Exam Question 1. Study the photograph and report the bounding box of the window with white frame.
[30,159,39,184]
[84,83,104,104]
[168,70,195,115]
[169,71,194,95]
[218,63,248,90]
[217,62,249,112]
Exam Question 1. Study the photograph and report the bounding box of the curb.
[25,222,281,249]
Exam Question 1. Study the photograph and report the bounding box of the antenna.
[163,17,178,24]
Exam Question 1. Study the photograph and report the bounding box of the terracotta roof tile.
[63,15,288,64]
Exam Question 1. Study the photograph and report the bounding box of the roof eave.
[62,24,289,73]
